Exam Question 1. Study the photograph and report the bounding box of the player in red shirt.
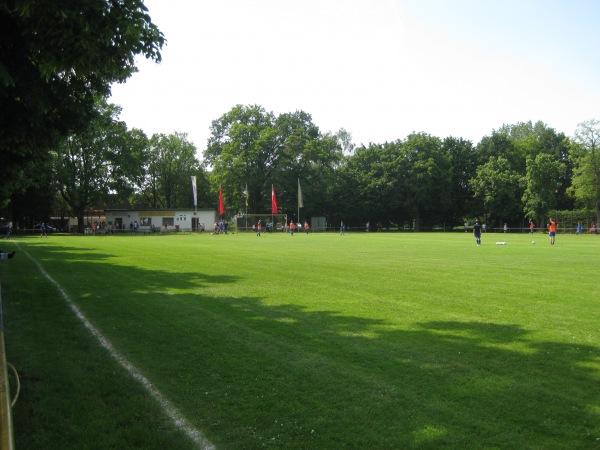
[547,218,556,245]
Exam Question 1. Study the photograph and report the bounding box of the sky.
[109,0,600,157]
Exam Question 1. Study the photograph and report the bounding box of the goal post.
[236,214,288,232]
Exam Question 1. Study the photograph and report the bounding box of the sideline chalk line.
[19,244,215,450]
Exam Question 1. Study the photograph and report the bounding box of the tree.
[53,101,146,232]
[443,136,478,224]
[8,158,56,230]
[273,115,342,221]
[477,130,526,178]
[504,121,573,210]
[205,105,277,215]
[522,153,566,226]
[570,119,600,223]
[205,105,342,219]
[334,142,394,227]
[336,128,355,157]
[137,133,203,209]
[469,157,523,227]
[398,133,452,230]
[0,0,164,207]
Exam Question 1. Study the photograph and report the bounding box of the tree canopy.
[205,105,342,221]
[0,0,164,206]
[52,100,146,232]
[570,119,600,223]
[139,132,204,209]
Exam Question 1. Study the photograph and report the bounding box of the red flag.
[219,186,224,215]
[271,184,278,214]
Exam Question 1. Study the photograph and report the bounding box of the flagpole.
[297,178,300,225]
[191,176,197,214]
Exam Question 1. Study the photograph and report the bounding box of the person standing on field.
[289,220,295,236]
[256,220,262,237]
[547,218,557,245]
[304,221,310,234]
[473,218,482,246]
[529,219,535,234]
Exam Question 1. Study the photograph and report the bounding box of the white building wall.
[105,209,216,232]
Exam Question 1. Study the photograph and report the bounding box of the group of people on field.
[472,218,559,246]
[256,220,310,237]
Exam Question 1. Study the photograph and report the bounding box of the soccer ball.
[532,240,535,244]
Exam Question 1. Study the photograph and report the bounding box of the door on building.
[192,218,199,232]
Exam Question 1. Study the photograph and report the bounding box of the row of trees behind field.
[5,101,600,233]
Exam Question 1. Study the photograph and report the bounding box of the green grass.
[1,231,599,449]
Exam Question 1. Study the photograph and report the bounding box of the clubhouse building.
[104,208,216,233]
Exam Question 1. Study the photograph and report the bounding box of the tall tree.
[273,113,341,221]
[570,119,600,223]
[138,133,203,209]
[53,101,145,232]
[470,156,523,227]
[334,142,393,227]
[205,105,276,214]
[477,131,524,173]
[8,158,56,230]
[205,105,341,218]
[336,128,356,157]
[443,136,478,224]
[504,121,573,210]
[0,0,164,207]
[398,133,451,230]
[334,135,452,230]
[522,153,566,226]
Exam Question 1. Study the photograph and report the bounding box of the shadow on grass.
[7,243,600,449]
[21,243,240,293]
[176,298,600,448]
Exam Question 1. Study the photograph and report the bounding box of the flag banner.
[298,178,304,208]
[271,184,278,214]
[219,186,225,215]
[243,184,249,207]
[191,176,197,208]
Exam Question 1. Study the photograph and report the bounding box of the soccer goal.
[236,214,288,232]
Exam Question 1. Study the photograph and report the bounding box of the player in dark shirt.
[473,219,482,246]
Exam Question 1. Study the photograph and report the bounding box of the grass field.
[1,230,599,449]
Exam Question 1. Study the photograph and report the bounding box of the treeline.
[4,103,600,232]
[206,105,599,231]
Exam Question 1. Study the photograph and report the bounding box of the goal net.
[236,214,288,232]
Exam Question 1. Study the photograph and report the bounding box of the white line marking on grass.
[22,246,215,450]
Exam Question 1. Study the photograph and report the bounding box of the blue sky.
[110,0,600,154]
